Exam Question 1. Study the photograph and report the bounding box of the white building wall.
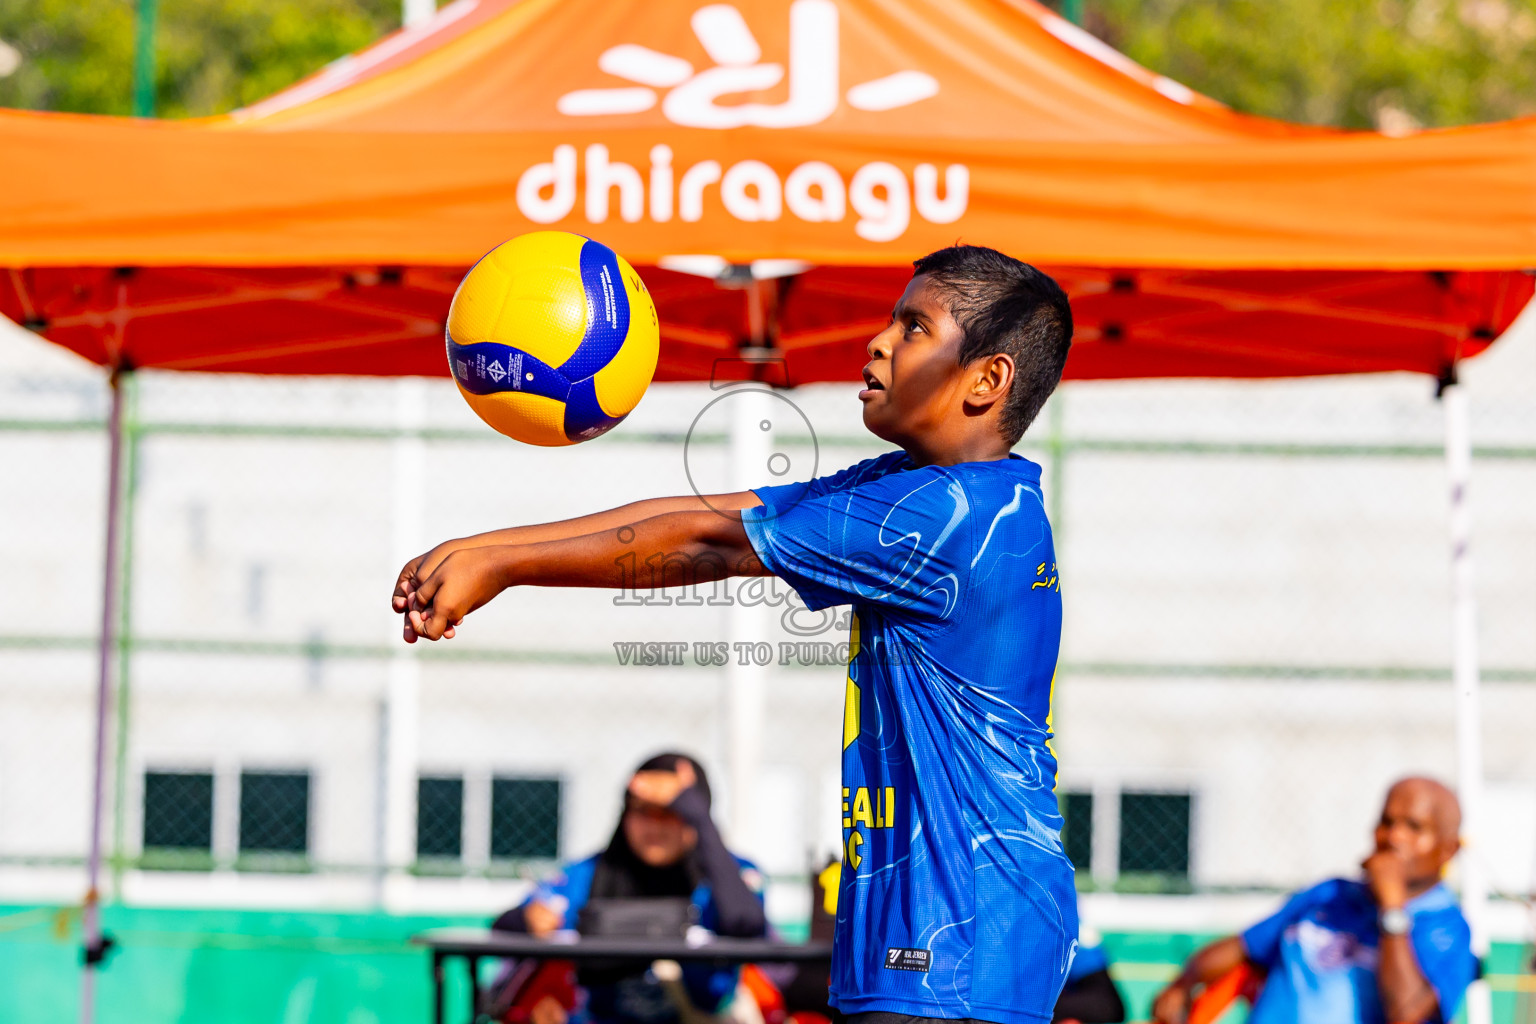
[1,303,1532,921]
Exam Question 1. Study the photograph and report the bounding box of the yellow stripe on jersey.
[844,613,862,750]
[1045,665,1058,762]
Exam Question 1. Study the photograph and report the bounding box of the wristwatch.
[1379,907,1411,936]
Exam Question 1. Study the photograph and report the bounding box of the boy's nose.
[867,325,895,359]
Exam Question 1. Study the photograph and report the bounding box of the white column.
[384,378,426,908]
[1443,380,1490,1024]
[462,769,493,871]
[727,388,774,847]
[1090,781,1120,890]
[211,757,241,867]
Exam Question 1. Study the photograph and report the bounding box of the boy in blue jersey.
[1151,778,1475,1024]
[393,245,1078,1024]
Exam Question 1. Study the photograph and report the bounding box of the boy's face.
[860,274,972,446]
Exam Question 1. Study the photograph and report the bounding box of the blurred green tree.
[0,0,400,118]
[1,0,1533,129]
[1075,0,1536,129]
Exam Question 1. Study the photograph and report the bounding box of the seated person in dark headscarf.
[491,753,768,1024]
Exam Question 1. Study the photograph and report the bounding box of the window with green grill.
[1060,790,1093,872]
[1118,791,1191,879]
[142,770,214,852]
[239,770,310,856]
[491,777,561,860]
[417,776,464,860]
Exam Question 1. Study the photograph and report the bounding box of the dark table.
[412,928,834,1024]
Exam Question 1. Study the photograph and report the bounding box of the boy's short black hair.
[911,245,1072,444]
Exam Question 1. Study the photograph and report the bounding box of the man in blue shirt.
[1151,778,1475,1024]
[392,245,1078,1023]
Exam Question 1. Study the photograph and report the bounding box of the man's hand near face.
[1362,848,1411,910]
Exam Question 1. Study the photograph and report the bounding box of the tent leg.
[727,388,773,846]
[1442,377,1491,1024]
[82,370,126,1024]
[110,374,140,901]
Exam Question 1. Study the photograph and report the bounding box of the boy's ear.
[962,353,1015,412]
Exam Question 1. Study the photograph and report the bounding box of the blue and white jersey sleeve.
[1411,911,1475,1022]
[750,450,910,511]
[742,463,973,617]
[1241,881,1330,967]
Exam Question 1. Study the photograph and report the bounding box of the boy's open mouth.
[861,368,886,392]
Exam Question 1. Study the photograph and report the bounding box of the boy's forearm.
[439,493,762,552]
[493,509,765,590]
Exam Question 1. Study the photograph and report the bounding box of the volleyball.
[445,231,660,446]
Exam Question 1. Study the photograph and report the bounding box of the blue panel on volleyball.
[558,240,630,382]
[563,376,624,442]
[445,337,566,402]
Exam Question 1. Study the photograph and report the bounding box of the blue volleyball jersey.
[1241,879,1475,1024]
[743,451,1078,1024]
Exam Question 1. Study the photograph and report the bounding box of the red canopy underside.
[4,264,1526,383]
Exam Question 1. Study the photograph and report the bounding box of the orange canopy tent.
[1,0,1532,383]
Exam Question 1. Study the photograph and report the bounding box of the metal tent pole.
[1441,373,1491,1024]
[81,370,126,1024]
[110,374,140,900]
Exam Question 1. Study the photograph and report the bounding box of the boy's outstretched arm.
[402,506,768,642]
[391,491,762,629]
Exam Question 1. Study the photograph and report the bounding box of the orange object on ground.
[740,964,788,1024]
[1187,962,1262,1024]
[1,0,1531,381]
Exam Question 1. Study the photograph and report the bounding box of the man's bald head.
[1386,777,1461,842]
[1375,776,1462,892]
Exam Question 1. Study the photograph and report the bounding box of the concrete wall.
[1,304,1532,927]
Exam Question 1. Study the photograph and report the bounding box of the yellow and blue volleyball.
[445,231,659,446]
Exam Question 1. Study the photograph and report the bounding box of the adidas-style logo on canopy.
[557,0,939,128]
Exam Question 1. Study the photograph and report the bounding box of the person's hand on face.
[628,760,696,807]
[1367,778,1460,906]
[1362,848,1411,910]
[622,762,699,867]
